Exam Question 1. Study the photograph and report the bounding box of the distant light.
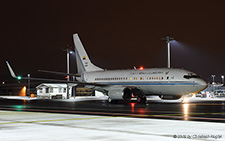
[17,76,22,80]
[19,86,26,96]
[2,82,5,85]
[69,51,74,54]
[139,66,144,70]
[183,97,189,103]
[30,94,35,98]
[222,75,224,79]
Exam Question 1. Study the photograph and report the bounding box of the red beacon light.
[139,66,144,70]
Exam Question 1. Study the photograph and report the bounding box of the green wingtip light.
[17,76,22,80]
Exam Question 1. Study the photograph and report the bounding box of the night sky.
[1,0,225,83]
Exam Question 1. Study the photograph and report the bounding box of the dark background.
[1,0,225,83]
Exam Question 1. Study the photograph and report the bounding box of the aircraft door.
[193,81,196,87]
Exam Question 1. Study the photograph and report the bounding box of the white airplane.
[72,34,207,103]
[6,33,207,103]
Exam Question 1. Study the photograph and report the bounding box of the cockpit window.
[183,73,201,79]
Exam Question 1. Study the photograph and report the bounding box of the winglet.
[6,61,17,78]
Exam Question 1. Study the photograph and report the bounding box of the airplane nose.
[198,79,208,90]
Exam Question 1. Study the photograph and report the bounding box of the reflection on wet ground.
[0,98,225,122]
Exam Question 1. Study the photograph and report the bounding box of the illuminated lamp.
[17,76,22,80]
[139,66,144,70]
[19,86,26,96]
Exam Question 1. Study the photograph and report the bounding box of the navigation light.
[17,76,22,80]
[139,67,144,70]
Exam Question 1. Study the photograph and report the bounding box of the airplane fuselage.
[80,68,207,96]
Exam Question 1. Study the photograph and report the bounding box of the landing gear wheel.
[137,96,147,104]
[137,97,142,103]
[141,96,147,104]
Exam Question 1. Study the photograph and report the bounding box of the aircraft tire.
[141,96,147,104]
[137,96,147,104]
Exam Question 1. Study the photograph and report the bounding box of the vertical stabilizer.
[73,34,103,74]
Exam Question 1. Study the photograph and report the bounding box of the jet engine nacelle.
[108,87,133,101]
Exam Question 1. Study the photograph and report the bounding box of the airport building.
[36,83,94,99]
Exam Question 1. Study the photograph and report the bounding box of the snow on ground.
[0,110,224,141]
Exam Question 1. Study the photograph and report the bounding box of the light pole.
[211,74,216,84]
[66,48,73,81]
[161,35,174,68]
[221,75,224,86]
[211,74,216,92]
[62,46,73,99]
[27,74,30,97]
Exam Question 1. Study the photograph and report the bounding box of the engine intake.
[122,88,133,101]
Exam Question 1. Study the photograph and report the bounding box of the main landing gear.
[137,95,147,104]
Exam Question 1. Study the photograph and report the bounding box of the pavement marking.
[0,116,117,125]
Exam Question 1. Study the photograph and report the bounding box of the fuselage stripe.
[94,82,201,86]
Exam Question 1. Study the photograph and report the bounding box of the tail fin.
[73,34,103,74]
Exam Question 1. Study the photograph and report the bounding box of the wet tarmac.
[0,97,225,122]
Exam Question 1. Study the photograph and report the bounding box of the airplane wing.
[6,61,108,87]
[38,70,81,77]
